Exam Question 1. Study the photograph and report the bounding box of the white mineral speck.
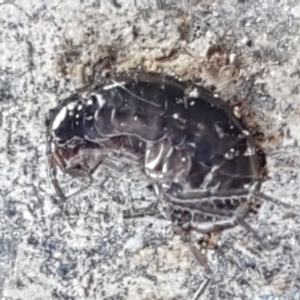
[123,236,144,251]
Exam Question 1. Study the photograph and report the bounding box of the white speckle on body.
[145,147,163,171]
[244,147,255,156]
[215,124,225,138]
[52,106,67,130]
[189,88,199,98]
[109,109,116,122]
[187,142,196,149]
[102,81,125,90]
[162,161,169,173]
[67,102,76,111]
[225,152,233,159]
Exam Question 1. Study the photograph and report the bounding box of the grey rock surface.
[0,0,300,299]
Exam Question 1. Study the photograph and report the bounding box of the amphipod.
[46,72,267,299]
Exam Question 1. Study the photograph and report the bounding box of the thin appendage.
[50,169,94,202]
[51,175,67,201]
[170,193,270,250]
[185,204,270,299]
[190,202,249,233]
[237,218,272,250]
[47,154,67,201]
[123,204,161,220]
[101,160,132,176]
[168,188,252,202]
[253,191,296,209]
[166,185,292,249]
[48,151,103,201]
[189,244,213,277]
[188,244,213,300]
[164,188,255,215]
[190,201,271,251]
[191,278,211,300]
[65,177,94,199]
[193,203,270,248]
[190,217,238,234]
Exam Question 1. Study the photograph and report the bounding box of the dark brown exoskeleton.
[46,72,272,299]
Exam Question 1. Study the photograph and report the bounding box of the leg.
[253,190,295,209]
[174,228,216,300]
[170,187,251,201]
[101,160,132,176]
[123,201,162,220]
[237,217,272,250]
[192,202,271,250]
[189,202,249,233]
[189,244,213,300]
[169,194,270,250]
[48,152,104,201]
[47,154,68,201]
[163,187,252,217]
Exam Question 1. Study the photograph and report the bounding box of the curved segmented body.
[46,72,267,297]
[47,71,265,201]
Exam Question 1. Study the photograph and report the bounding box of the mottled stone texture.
[0,1,300,299]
